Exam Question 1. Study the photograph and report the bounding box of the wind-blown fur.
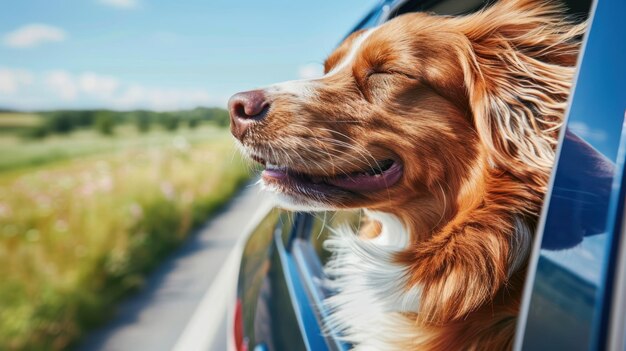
[229,0,585,349]
[321,2,584,349]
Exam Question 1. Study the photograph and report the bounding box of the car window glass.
[308,211,362,266]
[387,0,589,20]
[359,8,386,29]
[388,0,486,18]
[238,209,281,312]
[518,0,626,349]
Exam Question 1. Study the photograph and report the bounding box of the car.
[230,0,626,350]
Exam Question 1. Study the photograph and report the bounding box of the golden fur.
[230,0,586,349]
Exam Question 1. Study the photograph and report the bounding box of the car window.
[613,203,626,351]
[357,7,386,29]
[308,211,363,266]
[301,0,598,349]
[388,0,486,18]
[386,0,590,20]
[288,211,362,351]
[515,0,626,350]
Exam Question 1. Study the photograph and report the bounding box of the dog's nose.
[228,90,269,140]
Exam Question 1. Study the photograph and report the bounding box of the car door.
[236,0,606,350]
[514,0,626,350]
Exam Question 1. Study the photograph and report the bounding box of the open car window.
[515,0,626,350]
[384,0,590,21]
[295,0,609,350]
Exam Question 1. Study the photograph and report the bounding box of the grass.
[0,113,41,127]
[0,126,251,350]
[0,123,228,173]
[0,113,42,134]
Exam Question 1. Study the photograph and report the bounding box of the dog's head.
[230,1,584,328]
[229,0,581,221]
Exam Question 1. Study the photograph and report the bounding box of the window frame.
[281,0,617,350]
[607,194,626,350]
[514,0,626,349]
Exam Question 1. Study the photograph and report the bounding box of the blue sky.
[0,0,377,111]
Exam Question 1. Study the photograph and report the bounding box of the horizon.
[0,0,377,112]
[0,105,229,113]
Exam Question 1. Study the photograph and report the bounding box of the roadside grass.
[0,124,227,173]
[0,113,42,127]
[0,113,42,135]
[0,128,251,350]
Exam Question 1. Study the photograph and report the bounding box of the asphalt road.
[78,183,270,351]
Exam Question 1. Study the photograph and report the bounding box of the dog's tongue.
[326,162,403,191]
[262,168,288,181]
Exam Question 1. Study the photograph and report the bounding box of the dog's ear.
[455,0,585,186]
[397,170,538,323]
[395,2,585,322]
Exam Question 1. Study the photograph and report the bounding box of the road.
[78,183,271,351]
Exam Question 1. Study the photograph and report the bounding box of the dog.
[228,0,585,349]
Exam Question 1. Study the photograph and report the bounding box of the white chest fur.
[323,211,421,350]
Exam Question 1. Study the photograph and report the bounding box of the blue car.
[231,0,626,350]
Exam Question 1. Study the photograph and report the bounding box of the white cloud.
[298,63,323,80]
[0,68,33,94]
[113,85,217,111]
[1,68,224,111]
[3,24,66,48]
[99,0,139,9]
[45,70,78,101]
[569,121,608,143]
[79,72,119,99]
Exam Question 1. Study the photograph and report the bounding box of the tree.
[133,111,151,133]
[21,126,48,139]
[95,112,115,135]
[45,112,74,134]
[188,117,200,129]
[160,114,180,131]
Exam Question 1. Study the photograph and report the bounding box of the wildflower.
[129,203,143,220]
[54,220,68,233]
[0,202,12,219]
[173,136,190,152]
[98,175,113,192]
[160,181,175,200]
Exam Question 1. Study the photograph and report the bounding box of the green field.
[0,113,42,135]
[0,123,232,173]
[0,112,251,350]
[0,113,41,127]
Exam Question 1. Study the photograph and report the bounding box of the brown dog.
[229,0,585,349]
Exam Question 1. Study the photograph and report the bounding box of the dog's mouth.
[251,154,403,196]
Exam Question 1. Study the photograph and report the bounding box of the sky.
[0,0,378,111]
[540,0,626,286]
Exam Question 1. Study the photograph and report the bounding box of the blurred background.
[0,0,376,349]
